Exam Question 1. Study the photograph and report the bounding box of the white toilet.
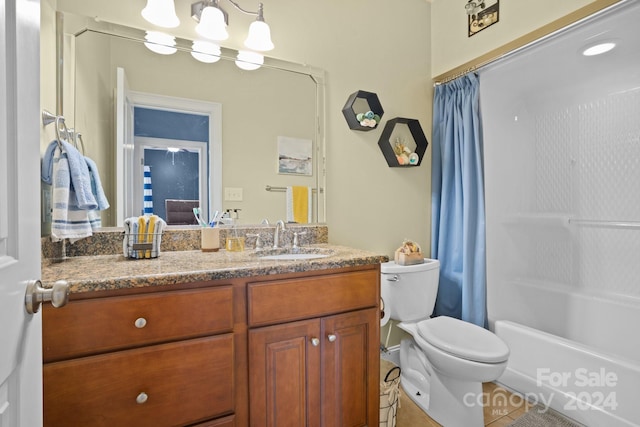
[381,259,510,427]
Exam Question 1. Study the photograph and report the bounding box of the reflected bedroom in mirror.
[52,12,326,231]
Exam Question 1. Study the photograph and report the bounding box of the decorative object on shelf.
[342,90,384,131]
[377,117,428,167]
[466,0,499,37]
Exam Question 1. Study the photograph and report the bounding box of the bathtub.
[494,320,640,427]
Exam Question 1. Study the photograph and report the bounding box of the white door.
[0,0,44,425]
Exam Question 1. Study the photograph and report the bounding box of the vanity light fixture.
[582,41,616,56]
[235,50,264,70]
[141,0,180,28]
[144,31,177,55]
[191,40,222,63]
[191,0,274,51]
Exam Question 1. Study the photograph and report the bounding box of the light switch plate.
[224,187,243,201]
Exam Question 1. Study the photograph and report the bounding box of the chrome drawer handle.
[136,392,148,404]
[310,338,320,347]
[134,317,147,328]
[327,334,337,343]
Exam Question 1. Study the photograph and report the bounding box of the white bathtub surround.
[495,321,639,427]
[480,1,640,426]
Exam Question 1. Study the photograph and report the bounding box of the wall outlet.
[224,187,243,201]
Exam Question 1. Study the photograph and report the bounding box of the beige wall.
[432,0,605,78]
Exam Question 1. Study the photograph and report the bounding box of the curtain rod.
[433,0,624,85]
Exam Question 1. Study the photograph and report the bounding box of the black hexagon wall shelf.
[341,90,384,131]
[377,117,429,167]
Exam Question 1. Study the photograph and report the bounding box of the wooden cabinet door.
[248,319,321,427]
[321,308,380,427]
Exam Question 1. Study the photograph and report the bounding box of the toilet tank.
[381,259,440,322]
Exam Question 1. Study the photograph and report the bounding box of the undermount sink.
[256,247,334,261]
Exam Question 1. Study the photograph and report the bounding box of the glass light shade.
[195,6,229,41]
[141,0,180,28]
[144,31,177,55]
[244,20,274,52]
[235,50,264,71]
[191,40,222,63]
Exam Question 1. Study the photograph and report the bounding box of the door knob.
[327,334,337,342]
[310,338,320,347]
[24,279,70,314]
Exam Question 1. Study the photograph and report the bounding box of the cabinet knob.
[136,392,148,404]
[310,338,320,347]
[327,334,337,343]
[134,317,147,328]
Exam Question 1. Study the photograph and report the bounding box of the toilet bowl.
[381,259,510,427]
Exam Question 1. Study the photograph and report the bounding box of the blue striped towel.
[50,148,93,242]
[143,166,153,215]
[85,156,110,211]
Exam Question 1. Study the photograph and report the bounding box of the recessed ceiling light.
[582,42,616,56]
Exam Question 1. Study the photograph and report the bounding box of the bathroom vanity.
[40,236,385,427]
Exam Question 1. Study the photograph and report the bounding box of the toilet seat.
[417,316,509,363]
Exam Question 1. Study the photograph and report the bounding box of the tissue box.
[394,251,424,266]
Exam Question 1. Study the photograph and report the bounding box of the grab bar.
[265,185,323,193]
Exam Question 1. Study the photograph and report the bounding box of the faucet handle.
[246,233,263,250]
[292,231,307,249]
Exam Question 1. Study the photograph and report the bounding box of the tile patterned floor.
[381,358,534,426]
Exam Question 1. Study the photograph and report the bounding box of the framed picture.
[277,136,313,176]
[467,0,499,37]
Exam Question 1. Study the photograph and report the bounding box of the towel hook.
[42,110,69,151]
[54,116,70,145]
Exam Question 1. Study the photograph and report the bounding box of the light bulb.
[191,40,221,63]
[235,50,264,71]
[144,31,177,55]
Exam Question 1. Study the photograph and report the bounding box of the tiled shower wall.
[531,89,640,297]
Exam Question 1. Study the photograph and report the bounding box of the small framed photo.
[467,0,499,37]
[277,136,313,176]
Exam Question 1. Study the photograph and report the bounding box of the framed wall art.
[277,136,313,176]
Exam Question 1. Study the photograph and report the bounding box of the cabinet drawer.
[191,415,235,426]
[43,286,233,362]
[248,269,379,326]
[44,335,234,427]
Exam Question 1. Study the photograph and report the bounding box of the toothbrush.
[193,207,208,227]
[209,210,219,227]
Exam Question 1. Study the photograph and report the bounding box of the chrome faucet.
[273,220,286,249]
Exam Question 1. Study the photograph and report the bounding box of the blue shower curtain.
[431,73,487,328]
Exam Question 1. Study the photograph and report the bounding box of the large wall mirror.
[59,12,326,227]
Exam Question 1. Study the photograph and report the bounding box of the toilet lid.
[417,316,510,363]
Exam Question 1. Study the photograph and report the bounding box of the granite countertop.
[41,244,389,294]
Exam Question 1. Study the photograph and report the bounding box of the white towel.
[51,147,93,243]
